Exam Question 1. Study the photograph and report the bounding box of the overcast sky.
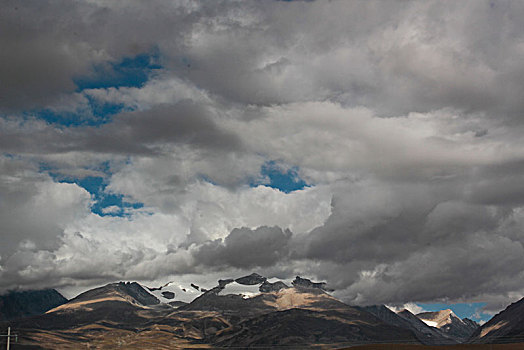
[1,0,524,321]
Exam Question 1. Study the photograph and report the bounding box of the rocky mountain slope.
[469,297,524,344]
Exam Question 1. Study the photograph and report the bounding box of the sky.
[1,0,524,323]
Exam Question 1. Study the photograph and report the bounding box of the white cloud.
[0,156,92,256]
[100,205,121,214]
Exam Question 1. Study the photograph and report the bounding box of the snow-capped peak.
[141,281,203,304]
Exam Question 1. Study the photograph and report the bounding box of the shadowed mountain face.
[0,289,67,321]
[213,307,418,348]
[417,309,478,342]
[469,297,524,344]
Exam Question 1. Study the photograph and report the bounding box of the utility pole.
[1,327,17,350]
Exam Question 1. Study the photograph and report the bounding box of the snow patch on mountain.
[421,319,439,328]
[418,309,462,328]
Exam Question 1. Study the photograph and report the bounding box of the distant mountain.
[417,309,478,342]
[66,281,160,307]
[0,289,67,321]
[360,305,456,345]
[200,275,418,347]
[469,297,524,344]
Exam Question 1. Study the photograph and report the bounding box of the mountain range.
[0,273,522,349]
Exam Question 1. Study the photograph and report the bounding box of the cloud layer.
[1,0,524,317]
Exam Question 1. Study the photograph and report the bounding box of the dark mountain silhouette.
[0,289,67,321]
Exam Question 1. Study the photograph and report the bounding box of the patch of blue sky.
[31,99,124,127]
[48,172,143,217]
[251,161,308,193]
[197,174,218,186]
[417,302,491,323]
[74,49,162,91]
[28,50,161,128]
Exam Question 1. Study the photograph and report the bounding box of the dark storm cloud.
[110,101,240,151]
[0,1,91,111]
[463,160,524,206]
[81,101,242,154]
[301,185,505,265]
[193,226,292,269]
[0,101,241,155]
[286,180,524,308]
